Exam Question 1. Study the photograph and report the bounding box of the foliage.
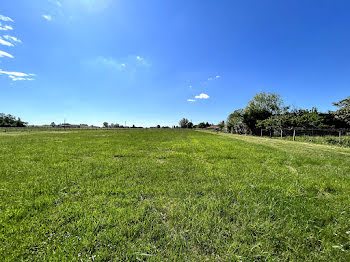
[179,118,189,128]
[1,129,350,260]
[228,93,350,132]
[109,123,120,128]
[333,97,350,125]
[291,108,325,128]
[226,109,248,134]
[217,120,225,130]
[179,118,194,128]
[257,108,325,130]
[321,112,348,128]
[195,122,211,128]
[103,122,108,128]
[242,92,288,130]
[0,113,27,127]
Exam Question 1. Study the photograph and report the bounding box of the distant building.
[56,123,94,128]
[207,125,219,130]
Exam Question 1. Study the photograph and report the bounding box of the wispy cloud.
[208,75,221,81]
[187,99,196,102]
[136,55,150,66]
[0,70,35,77]
[0,15,14,22]
[195,93,210,99]
[42,15,52,21]
[94,56,127,70]
[0,50,14,58]
[188,85,192,88]
[0,13,35,83]
[9,76,35,81]
[0,70,35,81]
[3,35,22,44]
[0,37,14,47]
[0,23,13,31]
[56,1,62,7]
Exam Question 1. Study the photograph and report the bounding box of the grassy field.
[1,129,350,261]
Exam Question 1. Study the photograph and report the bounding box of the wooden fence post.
[261,129,263,137]
[280,129,283,139]
[339,131,342,145]
[293,129,296,141]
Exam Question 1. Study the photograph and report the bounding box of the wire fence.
[234,128,350,146]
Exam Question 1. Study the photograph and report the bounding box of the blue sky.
[1,0,350,127]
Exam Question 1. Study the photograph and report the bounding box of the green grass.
[1,129,350,261]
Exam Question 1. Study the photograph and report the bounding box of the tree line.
[225,93,350,134]
[179,118,216,129]
[3,93,349,131]
[0,113,27,127]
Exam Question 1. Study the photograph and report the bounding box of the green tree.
[179,118,189,128]
[333,97,350,125]
[243,92,288,130]
[218,121,225,130]
[196,122,207,128]
[0,113,27,127]
[103,122,109,128]
[292,108,324,128]
[227,109,247,133]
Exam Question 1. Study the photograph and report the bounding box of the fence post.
[261,129,263,137]
[339,131,342,145]
[280,129,283,139]
[293,129,296,141]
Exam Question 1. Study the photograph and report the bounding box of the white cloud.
[208,75,221,81]
[0,70,35,77]
[94,56,127,70]
[0,70,35,81]
[0,50,14,58]
[9,75,35,81]
[195,93,210,99]
[42,15,52,21]
[0,14,36,83]
[56,1,62,7]
[3,35,22,44]
[0,37,14,47]
[188,85,192,88]
[136,55,150,66]
[187,99,196,102]
[0,24,13,31]
[0,15,14,22]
